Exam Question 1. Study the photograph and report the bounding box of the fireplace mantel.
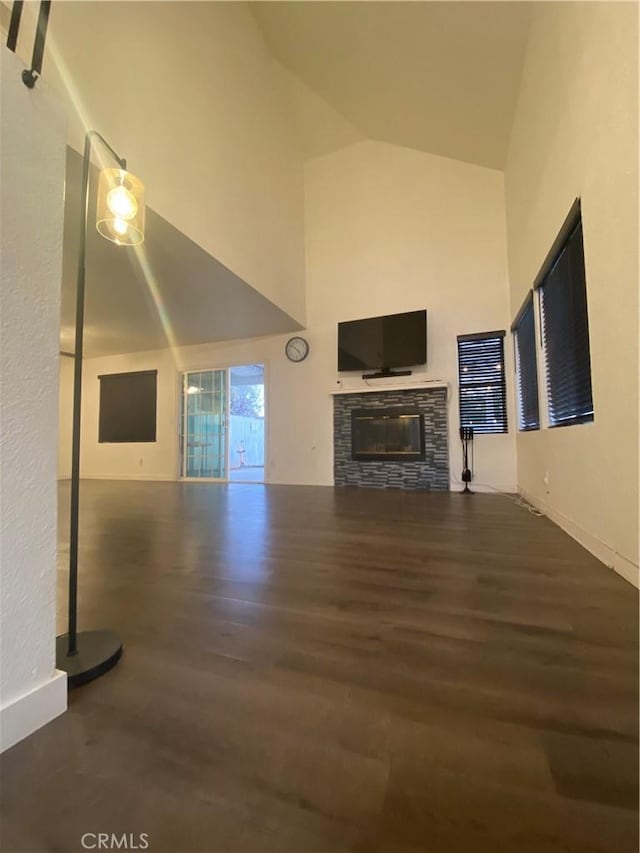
[330,380,447,396]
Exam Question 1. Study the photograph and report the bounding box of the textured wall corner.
[0,49,67,737]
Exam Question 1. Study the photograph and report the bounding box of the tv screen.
[338,310,427,372]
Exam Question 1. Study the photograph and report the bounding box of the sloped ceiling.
[58,2,533,359]
[61,149,301,359]
[251,1,532,169]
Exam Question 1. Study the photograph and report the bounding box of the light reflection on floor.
[229,466,265,483]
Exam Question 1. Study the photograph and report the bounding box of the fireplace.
[333,386,448,490]
[351,407,425,462]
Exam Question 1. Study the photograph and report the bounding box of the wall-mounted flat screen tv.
[338,309,427,371]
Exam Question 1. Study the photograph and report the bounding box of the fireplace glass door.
[351,408,425,461]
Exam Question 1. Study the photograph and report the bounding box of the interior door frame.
[176,361,268,483]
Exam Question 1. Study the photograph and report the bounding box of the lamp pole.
[57,130,143,688]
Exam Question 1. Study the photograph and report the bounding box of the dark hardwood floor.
[1,481,638,853]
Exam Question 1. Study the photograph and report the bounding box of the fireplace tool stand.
[460,426,474,494]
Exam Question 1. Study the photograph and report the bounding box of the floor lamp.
[56,130,145,688]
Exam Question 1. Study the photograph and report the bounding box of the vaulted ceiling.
[251,1,532,169]
[61,149,301,359]
[58,2,534,358]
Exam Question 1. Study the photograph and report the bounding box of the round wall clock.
[285,336,310,363]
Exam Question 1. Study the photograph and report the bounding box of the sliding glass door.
[179,364,266,482]
[180,370,227,479]
[228,364,265,482]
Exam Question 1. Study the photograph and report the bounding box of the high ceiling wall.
[505,0,639,584]
[60,148,302,358]
[34,1,308,326]
[11,1,537,357]
[250,1,532,169]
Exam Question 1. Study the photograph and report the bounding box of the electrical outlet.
[543,471,550,494]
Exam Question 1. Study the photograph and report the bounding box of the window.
[457,331,508,434]
[98,370,157,443]
[535,201,593,427]
[511,292,540,431]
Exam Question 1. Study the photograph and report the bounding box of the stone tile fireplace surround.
[332,384,449,490]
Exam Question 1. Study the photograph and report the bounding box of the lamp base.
[56,629,123,689]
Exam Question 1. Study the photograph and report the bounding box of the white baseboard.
[449,480,517,494]
[80,474,176,482]
[520,488,639,589]
[0,670,67,753]
[613,552,640,588]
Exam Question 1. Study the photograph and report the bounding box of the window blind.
[511,292,540,431]
[457,331,508,434]
[537,218,594,427]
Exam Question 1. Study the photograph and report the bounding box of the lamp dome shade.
[96,168,145,246]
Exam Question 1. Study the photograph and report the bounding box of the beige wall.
[505,2,639,585]
[69,140,517,492]
[77,348,180,482]
[40,1,306,324]
[1,49,67,750]
[76,337,315,485]
[303,141,516,492]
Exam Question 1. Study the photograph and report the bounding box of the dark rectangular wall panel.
[98,370,157,443]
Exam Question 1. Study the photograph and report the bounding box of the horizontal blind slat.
[457,332,508,434]
[513,294,540,431]
[540,218,593,427]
